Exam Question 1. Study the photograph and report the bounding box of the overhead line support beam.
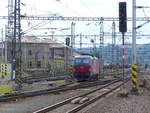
[0,16,150,21]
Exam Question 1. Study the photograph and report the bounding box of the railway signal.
[119,2,127,80]
[66,37,70,46]
[118,2,128,97]
[119,2,127,33]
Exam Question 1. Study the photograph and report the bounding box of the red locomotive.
[73,56,100,81]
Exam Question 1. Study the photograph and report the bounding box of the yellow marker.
[0,64,1,76]
[131,64,138,92]
[4,64,7,76]
[1,64,4,78]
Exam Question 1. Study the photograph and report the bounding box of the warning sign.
[0,63,11,78]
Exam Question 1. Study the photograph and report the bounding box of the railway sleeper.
[71,97,89,104]
[71,97,82,104]
[79,97,89,104]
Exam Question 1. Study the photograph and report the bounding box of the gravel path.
[81,81,150,113]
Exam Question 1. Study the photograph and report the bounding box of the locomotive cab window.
[74,58,91,66]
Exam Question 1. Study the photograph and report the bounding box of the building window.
[28,61,32,68]
[50,48,54,58]
[35,50,43,59]
[37,61,41,68]
[28,49,32,56]
[11,50,13,55]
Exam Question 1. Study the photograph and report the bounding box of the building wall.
[2,41,68,69]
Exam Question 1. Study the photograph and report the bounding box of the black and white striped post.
[131,64,138,92]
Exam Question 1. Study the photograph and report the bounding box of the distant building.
[0,36,71,69]
[136,44,150,65]
[76,43,150,65]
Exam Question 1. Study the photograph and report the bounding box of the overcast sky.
[0,0,150,46]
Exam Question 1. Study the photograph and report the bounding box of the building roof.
[5,36,67,48]
[21,36,55,43]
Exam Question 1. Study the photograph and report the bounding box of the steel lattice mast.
[7,0,14,38]
[12,0,22,86]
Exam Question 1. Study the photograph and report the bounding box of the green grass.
[0,84,13,94]
[56,80,65,84]
[53,58,64,63]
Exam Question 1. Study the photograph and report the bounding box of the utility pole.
[71,22,75,58]
[1,29,4,63]
[65,37,70,77]
[131,0,139,93]
[94,35,96,56]
[80,33,82,50]
[132,0,136,64]
[4,27,7,64]
[112,21,116,67]
[99,18,104,76]
[51,31,55,40]
[1,29,4,78]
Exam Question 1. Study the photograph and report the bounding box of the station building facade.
[0,36,70,69]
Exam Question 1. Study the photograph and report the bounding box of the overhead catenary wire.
[142,8,148,18]
[136,5,150,29]
[54,0,82,16]
[21,0,48,34]
[22,20,51,34]
[80,0,97,16]
[22,0,62,18]
[21,0,61,36]
[22,2,54,14]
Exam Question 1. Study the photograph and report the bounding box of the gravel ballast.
[0,86,96,113]
[82,81,150,113]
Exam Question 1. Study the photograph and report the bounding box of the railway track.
[0,79,116,102]
[33,78,129,113]
[21,70,67,83]
[140,70,150,88]
[21,75,66,83]
[0,82,74,102]
[22,68,129,83]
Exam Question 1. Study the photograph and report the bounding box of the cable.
[142,8,147,18]
[22,20,51,34]
[54,0,82,16]
[22,0,43,34]
[22,20,47,33]
[136,6,150,30]
[80,0,96,16]
[22,0,62,18]
[23,4,55,15]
